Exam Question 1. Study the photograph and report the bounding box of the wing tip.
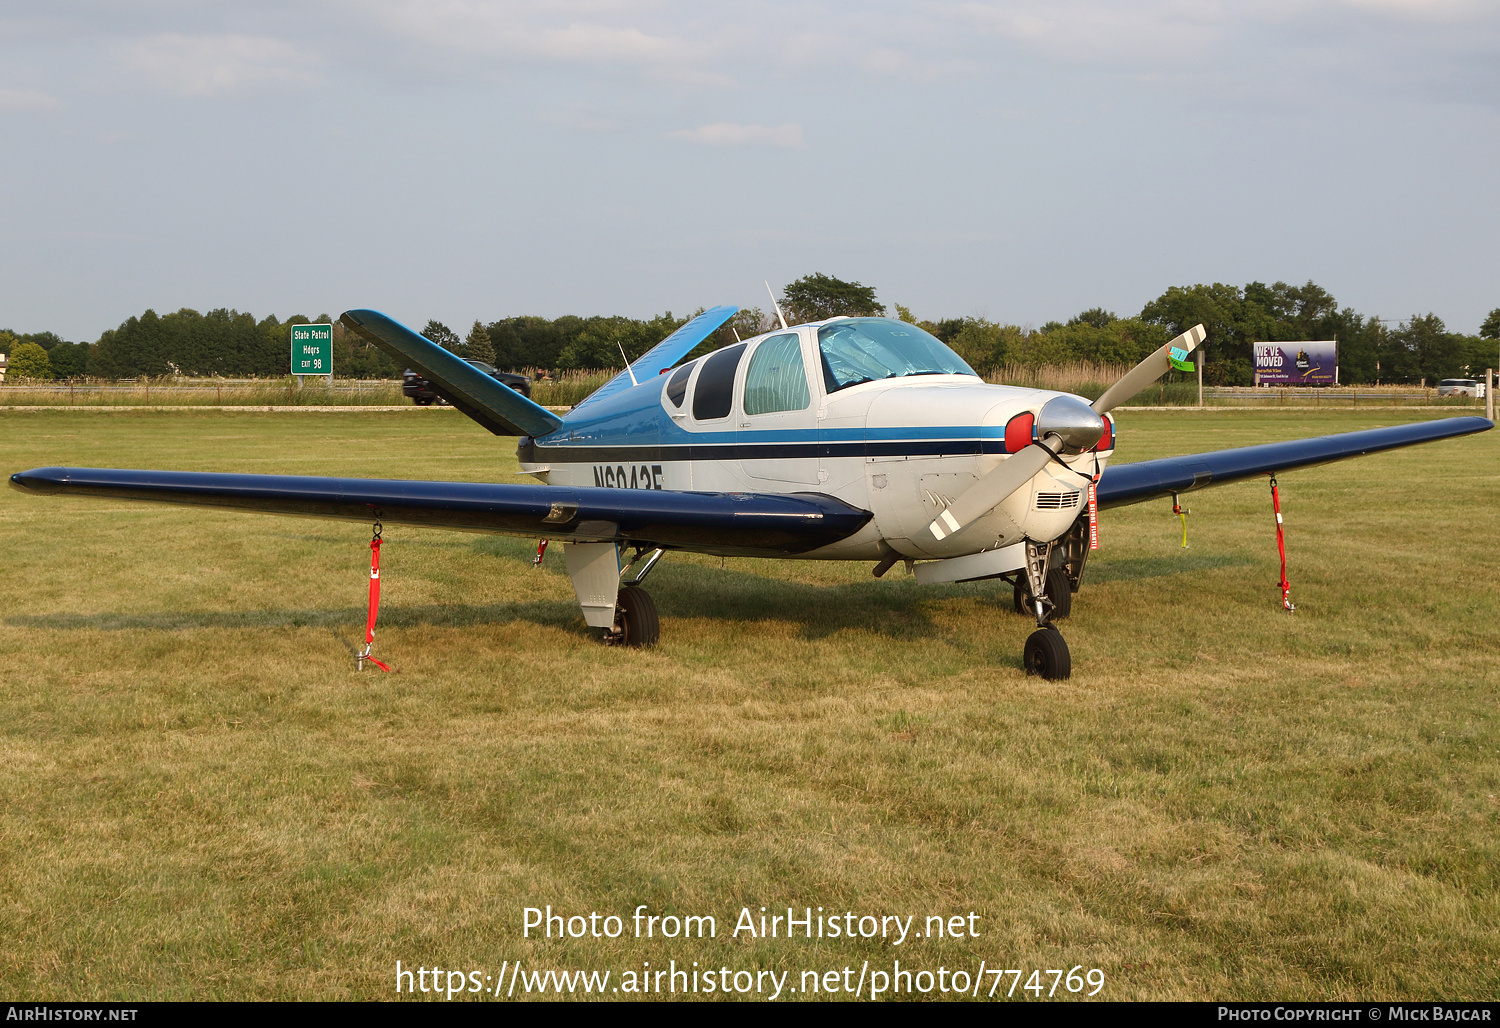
[9,467,64,495]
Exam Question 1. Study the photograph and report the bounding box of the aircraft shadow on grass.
[7,577,942,642]
[7,549,1250,644]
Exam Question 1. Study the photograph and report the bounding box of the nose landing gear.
[1017,539,1071,680]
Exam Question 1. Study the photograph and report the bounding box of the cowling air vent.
[1035,490,1081,510]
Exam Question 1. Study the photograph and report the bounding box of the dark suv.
[403,361,532,404]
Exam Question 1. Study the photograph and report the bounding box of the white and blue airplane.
[10,305,1491,678]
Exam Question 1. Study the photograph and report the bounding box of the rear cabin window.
[665,360,696,407]
[743,334,810,415]
[692,343,746,421]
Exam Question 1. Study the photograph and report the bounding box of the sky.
[1,0,1497,341]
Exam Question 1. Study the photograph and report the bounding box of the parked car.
[403,361,532,404]
[1437,378,1484,398]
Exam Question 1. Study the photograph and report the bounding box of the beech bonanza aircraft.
[10,306,1491,679]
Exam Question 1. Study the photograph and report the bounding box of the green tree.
[1068,307,1116,329]
[893,303,919,325]
[1318,308,1380,384]
[1385,314,1463,383]
[8,341,53,380]
[943,318,1019,371]
[557,313,686,371]
[1037,317,1167,366]
[47,342,90,378]
[1457,333,1496,377]
[916,317,968,346]
[422,320,462,353]
[1480,309,1500,340]
[781,273,883,324]
[1141,282,1295,386]
[19,330,65,350]
[332,319,401,378]
[1243,280,1338,339]
[465,320,495,364]
[488,315,589,369]
[90,309,171,378]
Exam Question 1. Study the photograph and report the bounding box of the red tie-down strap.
[1087,472,1100,551]
[1269,477,1295,613]
[360,521,393,671]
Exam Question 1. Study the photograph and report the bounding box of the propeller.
[927,324,1206,542]
[1092,323,1206,415]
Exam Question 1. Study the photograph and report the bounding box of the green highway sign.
[291,324,333,375]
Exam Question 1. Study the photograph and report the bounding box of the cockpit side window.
[665,360,696,407]
[691,343,746,421]
[743,334,810,415]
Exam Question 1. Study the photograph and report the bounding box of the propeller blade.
[1091,323,1206,416]
[928,440,1055,541]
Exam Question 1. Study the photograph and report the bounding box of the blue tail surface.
[341,309,564,437]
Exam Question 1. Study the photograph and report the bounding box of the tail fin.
[567,305,738,417]
[341,310,564,437]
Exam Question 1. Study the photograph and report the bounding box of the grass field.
[1,408,1496,1001]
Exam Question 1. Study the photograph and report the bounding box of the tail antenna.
[617,340,639,386]
[765,281,789,330]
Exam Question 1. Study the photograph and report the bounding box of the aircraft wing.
[340,309,565,438]
[1096,415,1492,509]
[566,305,738,417]
[8,467,871,555]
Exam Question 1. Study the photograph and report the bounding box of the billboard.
[1253,340,1337,385]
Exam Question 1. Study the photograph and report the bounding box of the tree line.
[4,275,1498,385]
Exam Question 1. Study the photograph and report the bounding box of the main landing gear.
[562,541,665,648]
[606,585,659,647]
[602,546,664,648]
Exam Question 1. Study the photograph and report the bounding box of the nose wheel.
[1016,540,1072,679]
[1023,625,1071,679]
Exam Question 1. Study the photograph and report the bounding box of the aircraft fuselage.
[519,319,1112,561]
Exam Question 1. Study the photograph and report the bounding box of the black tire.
[611,585,660,647]
[1046,567,1072,619]
[413,397,432,406]
[1014,569,1072,619]
[1012,579,1030,614]
[1023,627,1071,680]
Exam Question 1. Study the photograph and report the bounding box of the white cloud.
[118,34,320,97]
[542,102,628,133]
[363,1,731,84]
[1337,0,1486,18]
[0,88,61,111]
[669,122,806,148]
[946,1,1233,67]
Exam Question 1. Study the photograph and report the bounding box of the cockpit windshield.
[817,318,977,394]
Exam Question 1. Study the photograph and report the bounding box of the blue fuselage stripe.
[522,437,1012,464]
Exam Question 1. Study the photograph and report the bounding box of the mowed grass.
[0,408,1496,1001]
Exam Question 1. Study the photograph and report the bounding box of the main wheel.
[608,585,660,647]
[1046,567,1072,619]
[1023,627,1071,680]
[1013,569,1073,619]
